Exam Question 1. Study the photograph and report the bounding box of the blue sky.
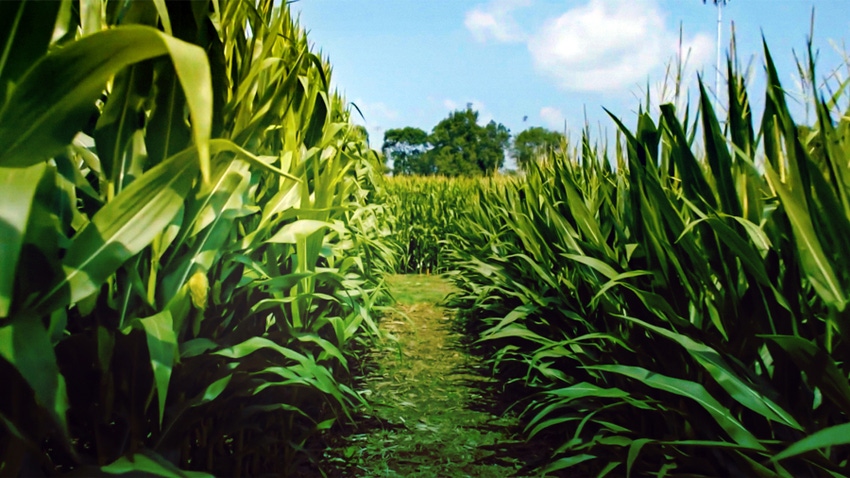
[291,1,849,167]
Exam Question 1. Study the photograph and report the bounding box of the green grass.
[311,274,546,478]
[386,274,456,305]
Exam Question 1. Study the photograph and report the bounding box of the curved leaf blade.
[0,25,211,181]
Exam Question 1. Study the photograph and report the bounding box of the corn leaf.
[0,315,69,436]
[622,316,802,430]
[0,163,47,317]
[139,311,177,428]
[590,364,765,450]
[0,25,211,182]
[101,449,212,477]
[31,147,198,316]
[772,422,850,462]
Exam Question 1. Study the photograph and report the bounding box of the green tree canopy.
[429,107,510,176]
[382,126,432,175]
[511,126,565,171]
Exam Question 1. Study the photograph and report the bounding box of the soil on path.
[313,274,547,477]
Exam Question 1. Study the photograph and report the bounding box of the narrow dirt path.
[313,275,544,477]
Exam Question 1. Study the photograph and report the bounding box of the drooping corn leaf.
[101,449,213,477]
[0,163,47,317]
[772,422,850,462]
[0,315,69,436]
[31,147,198,316]
[623,316,802,431]
[139,311,177,428]
[0,25,212,182]
[590,364,765,450]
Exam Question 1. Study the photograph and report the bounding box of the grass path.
[313,274,546,477]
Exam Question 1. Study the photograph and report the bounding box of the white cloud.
[539,106,565,129]
[465,0,530,43]
[682,33,714,71]
[528,0,667,92]
[443,99,459,110]
[465,0,714,93]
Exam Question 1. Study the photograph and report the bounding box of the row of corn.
[389,44,849,476]
[0,1,394,476]
[384,175,480,274]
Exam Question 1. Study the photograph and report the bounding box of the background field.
[1,1,849,477]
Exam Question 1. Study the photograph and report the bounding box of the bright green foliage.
[429,107,510,176]
[385,175,480,274]
[0,1,393,475]
[382,106,511,177]
[383,127,432,175]
[511,126,565,171]
[433,42,850,476]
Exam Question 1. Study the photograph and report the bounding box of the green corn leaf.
[195,375,232,406]
[139,311,177,428]
[0,163,47,317]
[0,315,69,437]
[543,382,632,405]
[622,316,802,430]
[479,325,551,344]
[559,172,607,249]
[765,163,846,310]
[660,103,717,209]
[266,219,344,244]
[698,78,742,217]
[772,422,850,462]
[0,25,212,182]
[627,438,653,478]
[564,253,620,281]
[93,60,153,183]
[540,454,596,474]
[179,338,218,358]
[294,332,348,369]
[0,1,63,99]
[762,335,850,415]
[590,364,765,450]
[146,60,192,166]
[30,146,198,316]
[101,449,213,477]
[213,336,304,362]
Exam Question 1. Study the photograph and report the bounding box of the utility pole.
[715,0,722,110]
[704,0,728,110]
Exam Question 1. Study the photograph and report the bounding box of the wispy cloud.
[539,106,565,129]
[465,0,530,43]
[527,0,713,92]
[350,99,400,142]
[443,98,493,125]
[465,0,713,93]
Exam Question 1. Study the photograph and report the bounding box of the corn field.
[384,175,479,274]
[2,1,850,477]
[433,46,850,475]
[0,1,393,475]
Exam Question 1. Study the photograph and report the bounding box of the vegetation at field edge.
[428,39,850,476]
[2,0,850,477]
[0,1,394,475]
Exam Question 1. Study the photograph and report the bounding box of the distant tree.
[382,127,433,175]
[429,107,510,176]
[480,120,511,174]
[511,126,565,170]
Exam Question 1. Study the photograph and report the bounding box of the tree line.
[382,104,565,176]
